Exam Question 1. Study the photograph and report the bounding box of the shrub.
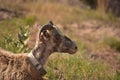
[0,25,30,53]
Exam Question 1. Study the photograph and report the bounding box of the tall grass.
[0,0,119,24]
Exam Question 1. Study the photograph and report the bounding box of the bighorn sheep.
[0,21,77,80]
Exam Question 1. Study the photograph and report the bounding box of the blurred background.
[0,0,120,80]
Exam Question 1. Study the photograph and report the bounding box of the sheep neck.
[32,42,53,66]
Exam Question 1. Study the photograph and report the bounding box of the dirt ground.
[68,20,120,70]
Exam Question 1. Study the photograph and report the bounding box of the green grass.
[104,37,120,52]
[45,53,115,80]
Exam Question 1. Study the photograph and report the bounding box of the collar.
[28,52,47,76]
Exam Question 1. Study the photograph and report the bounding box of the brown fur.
[0,48,43,80]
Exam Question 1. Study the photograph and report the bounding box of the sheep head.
[28,21,78,76]
[39,21,77,54]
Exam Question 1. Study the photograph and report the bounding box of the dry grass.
[23,2,82,24]
[0,1,118,24]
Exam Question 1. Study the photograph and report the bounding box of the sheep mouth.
[68,50,77,54]
[65,48,77,54]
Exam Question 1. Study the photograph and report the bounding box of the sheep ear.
[49,21,54,25]
[40,30,51,40]
[40,21,54,33]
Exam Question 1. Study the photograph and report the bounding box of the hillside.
[0,0,120,80]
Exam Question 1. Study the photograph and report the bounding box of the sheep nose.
[73,42,78,51]
[75,46,78,50]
